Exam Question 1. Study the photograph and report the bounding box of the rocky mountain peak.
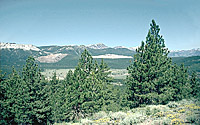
[0,42,40,51]
[86,43,109,49]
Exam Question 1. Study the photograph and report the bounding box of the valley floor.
[41,69,128,80]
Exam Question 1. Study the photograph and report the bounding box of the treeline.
[0,20,200,124]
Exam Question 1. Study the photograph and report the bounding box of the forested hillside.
[1,49,200,76]
[0,20,200,124]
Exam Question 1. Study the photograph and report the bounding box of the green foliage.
[1,47,200,75]
[48,72,67,123]
[172,56,200,74]
[0,49,40,75]
[186,114,199,123]
[0,68,19,124]
[190,72,200,99]
[61,99,200,125]
[19,56,51,124]
[65,49,114,121]
[126,20,191,108]
[167,102,179,108]
[1,20,199,124]
[0,57,51,124]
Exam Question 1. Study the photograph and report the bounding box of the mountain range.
[1,42,200,57]
[0,42,200,75]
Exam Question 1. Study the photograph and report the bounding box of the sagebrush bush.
[91,111,107,120]
[145,107,151,116]
[152,118,171,125]
[110,111,127,120]
[80,118,93,124]
[167,101,179,108]
[186,114,199,123]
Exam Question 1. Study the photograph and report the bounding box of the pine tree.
[174,64,191,99]
[54,80,67,122]
[0,71,7,124]
[190,71,200,98]
[0,69,18,124]
[97,59,113,83]
[0,68,28,124]
[126,20,189,107]
[65,70,74,86]
[65,49,113,121]
[66,66,84,121]
[49,72,67,123]
[20,56,51,124]
[66,50,93,121]
[80,71,104,115]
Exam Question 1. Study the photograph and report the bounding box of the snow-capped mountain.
[0,42,40,51]
[1,42,199,57]
[114,46,127,49]
[86,43,109,49]
[169,48,200,57]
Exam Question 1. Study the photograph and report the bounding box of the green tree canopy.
[65,49,113,121]
[126,20,190,108]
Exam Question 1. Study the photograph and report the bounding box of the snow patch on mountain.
[0,42,40,51]
[114,46,127,49]
[129,46,138,51]
[170,48,200,52]
[169,48,200,57]
[87,43,109,49]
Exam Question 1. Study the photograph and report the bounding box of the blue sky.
[0,0,199,50]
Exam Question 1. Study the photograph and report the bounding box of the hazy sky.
[0,0,200,50]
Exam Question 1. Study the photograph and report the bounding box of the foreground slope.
[55,99,200,125]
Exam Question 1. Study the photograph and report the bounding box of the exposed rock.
[36,53,68,63]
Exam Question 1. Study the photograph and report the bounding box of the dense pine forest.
[0,20,200,124]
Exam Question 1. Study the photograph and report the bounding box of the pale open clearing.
[92,54,132,59]
[37,53,68,63]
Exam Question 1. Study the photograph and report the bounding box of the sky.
[0,0,200,50]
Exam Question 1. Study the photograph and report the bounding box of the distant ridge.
[169,48,200,57]
[0,42,200,57]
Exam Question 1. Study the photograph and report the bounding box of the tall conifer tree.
[0,68,22,124]
[66,49,112,121]
[126,20,189,107]
[49,72,67,123]
[21,56,51,124]
[0,71,7,124]
[190,72,200,98]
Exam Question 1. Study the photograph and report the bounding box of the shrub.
[177,108,185,113]
[91,111,107,120]
[154,112,164,118]
[167,101,179,108]
[171,118,184,125]
[110,111,127,120]
[80,118,93,124]
[145,107,151,116]
[152,108,160,114]
[186,114,199,123]
[120,112,147,124]
[152,118,171,125]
